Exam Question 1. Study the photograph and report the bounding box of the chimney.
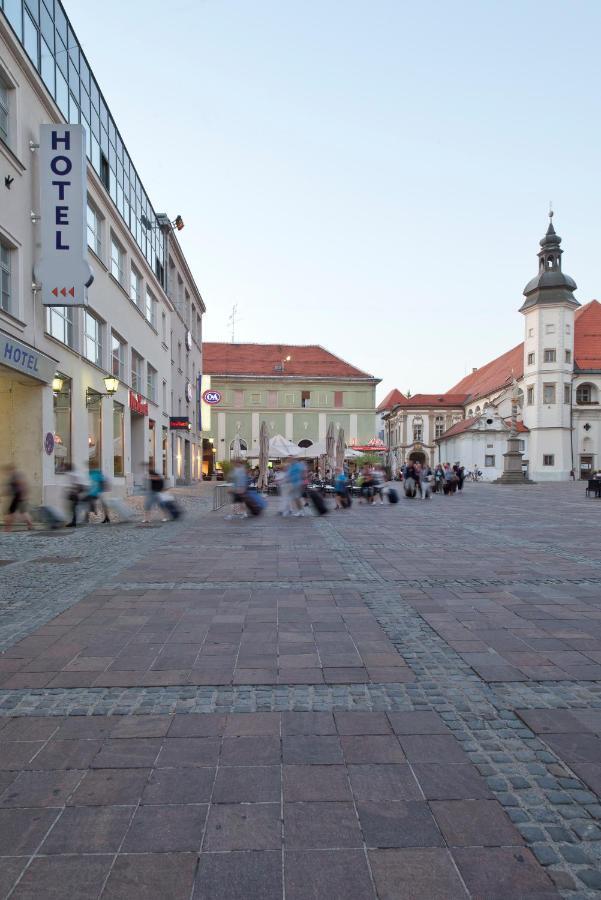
[472,367,478,373]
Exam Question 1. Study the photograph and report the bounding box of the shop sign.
[202,390,221,405]
[170,416,190,430]
[37,124,94,307]
[129,391,149,415]
[0,330,56,383]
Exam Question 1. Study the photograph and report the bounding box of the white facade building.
[0,1,204,508]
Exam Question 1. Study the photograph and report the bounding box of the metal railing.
[213,483,231,511]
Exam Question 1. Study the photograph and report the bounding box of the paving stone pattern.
[0,482,600,897]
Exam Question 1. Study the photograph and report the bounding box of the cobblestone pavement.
[0,482,600,897]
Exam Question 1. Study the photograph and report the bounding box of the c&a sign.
[37,124,94,307]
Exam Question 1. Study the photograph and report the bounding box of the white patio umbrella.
[257,421,269,490]
[326,422,336,476]
[268,434,302,459]
[336,428,345,470]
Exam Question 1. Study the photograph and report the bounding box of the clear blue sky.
[67,0,600,400]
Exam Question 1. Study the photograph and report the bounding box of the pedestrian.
[404,461,417,498]
[334,467,350,510]
[287,457,307,516]
[3,465,33,532]
[421,465,432,500]
[443,463,456,495]
[64,464,87,527]
[86,467,111,523]
[143,466,168,523]
[226,459,249,519]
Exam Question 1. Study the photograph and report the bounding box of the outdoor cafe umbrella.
[336,428,345,470]
[326,422,336,475]
[257,421,269,490]
[268,434,301,459]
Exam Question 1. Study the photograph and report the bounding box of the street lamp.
[52,373,64,394]
[86,376,120,407]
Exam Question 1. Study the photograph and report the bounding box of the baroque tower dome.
[520,213,579,312]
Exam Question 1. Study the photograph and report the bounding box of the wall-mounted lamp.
[52,374,64,395]
[86,376,120,406]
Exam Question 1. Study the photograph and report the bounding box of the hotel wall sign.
[129,391,149,415]
[202,390,221,405]
[0,330,56,383]
[37,124,94,307]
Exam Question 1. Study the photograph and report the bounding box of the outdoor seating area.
[585,478,601,497]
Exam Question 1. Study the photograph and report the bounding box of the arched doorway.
[409,451,426,465]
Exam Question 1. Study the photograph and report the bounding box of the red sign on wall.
[129,390,149,416]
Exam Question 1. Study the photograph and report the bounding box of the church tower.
[520,214,579,480]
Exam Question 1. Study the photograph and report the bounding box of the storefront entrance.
[409,451,426,465]
[131,413,146,485]
[580,455,594,480]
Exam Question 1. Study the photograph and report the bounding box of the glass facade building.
[0,0,166,283]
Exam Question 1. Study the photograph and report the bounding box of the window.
[543,383,556,404]
[87,204,102,257]
[145,289,157,328]
[131,350,143,392]
[130,266,141,307]
[545,323,556,334]
[527,386,534,405]
[334,391,343,408]
[0,79,8,144]
[566,324,571,334]
[161,312,167,344]
[527,352,535,365]
[565,350,571,363]
[564,384,571,405]
[518,440,525,452]
[113,401,124,476]
[576,384,595,404]
[435,416,445,438]
[234,390,244,409]
[146,364,157,402]
[485,455,495,467]
[301,390,311,408]
[268,391,277,409]
[47,306,74,347]
[528,327,534,338]
[543,454,555,466]
[413,422,423,442]
[162,380,167,411]
[87,392,102,470]
[543,348,556,363]
[178,342,182,369]
[250,392,261,405]
[111,333,126,380]
[83,311,103,366]
[110,236,124,284]
[53,375,71,474]
[0,240,11,313]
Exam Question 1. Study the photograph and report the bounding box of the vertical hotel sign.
[37,124,94,306]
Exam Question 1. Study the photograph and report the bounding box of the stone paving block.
[430,799,524,847]
[0,807,59,854]
[284,800,363,849]
[348,764,422,801]
[195,851,282,900]
[543,732,601,765]
[158,737,221,767]
[281,711,336,735]
[142,767,215,804]
[282,735,343,765]
[212,765,281,803]
[398,734,466,764]
[91,738,162,768]
[40,804,134,853]
[411,763,491,800]
[283,764,352,802]
[10,855,113,900]
[224,712,280,736]
[387,711,450,735]
[452,846,559,899]
[516,709,589,734]
[103,852,198,900]
[203,802,281,851]
[358,800,444,848]
[341,735,406,764]
[0,717,62,741]
[285,849,375,899]
[0,769,83,807]
[27,739,102,771]
[334,711,391,734]
[220,735,281,766]
[122,803,208,852]
[68,768,150,806]
[167,713,227,737]
[369,848,469,900]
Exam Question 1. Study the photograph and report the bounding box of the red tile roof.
[575,300,601,370]
[447,344,524,403]
[402,393,468,408]
[437,416,528,441]
[377,388,408,412]
[203,343,378,379]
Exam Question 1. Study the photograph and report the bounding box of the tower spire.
[519,212,579,312]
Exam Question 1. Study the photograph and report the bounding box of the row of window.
[87,203,159,330]
[527,349,571,365]
[45,305,160,404]
[389,416,448,445]
[168,259,202,345]
[527,323,570,337]
[227,390,347,409]
[54,375,125,477]
[0,0,165,278]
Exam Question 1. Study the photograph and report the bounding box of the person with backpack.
[87,468,111,523]
[143,466,168,523]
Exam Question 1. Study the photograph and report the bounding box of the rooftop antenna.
[228,304,238,343]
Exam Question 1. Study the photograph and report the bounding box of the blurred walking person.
[86,467,111,523]
[65,464,87,527]
[226,459,249,520]
[143,466,168,523]
[3,465,33,532]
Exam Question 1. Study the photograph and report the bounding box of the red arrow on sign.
[51,288,58,296]
[60,288,67,297]
[69,287,75,297]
